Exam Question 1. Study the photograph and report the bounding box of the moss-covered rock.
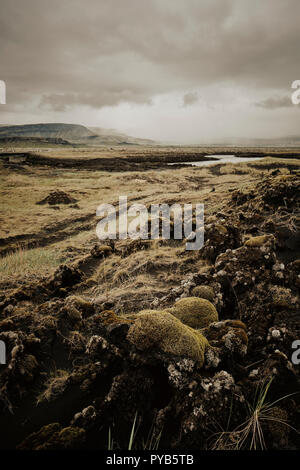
[65,304,82,323]
[214,224,228,235]
[269,286,295,308]
[55,426,86,449]
[126,309,162,320]
[244,234,274,247]
[266,407,289,446]
[169,297,218,329]
[95,309,132,326]
[191,285,214,302]
[17,423,86,450]
[127,311,208,366]
[18,354,39,382]
[66,295,94,315]
[201,319,248,356]
[17,423,60,450]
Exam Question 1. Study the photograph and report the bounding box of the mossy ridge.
[127,311,208,367]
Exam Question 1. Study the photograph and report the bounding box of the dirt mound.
[231,174,300,211]
[36,190,77,205]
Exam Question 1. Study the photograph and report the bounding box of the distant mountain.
[0,123,94,140]
[0,123,155,146]
[0,136,72,148]
[87,127,155,145]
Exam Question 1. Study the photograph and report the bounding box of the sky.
[0,0,299,143]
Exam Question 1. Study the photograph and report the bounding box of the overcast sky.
[0,0,299,143]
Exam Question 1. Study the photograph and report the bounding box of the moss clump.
[126,309,163,319]
[65,305,82,323]
[17,423,85,450]
[18,354,39,382]
[17,423,60,450]
[96,310,132,326]
[65,295,94,317]
[201,319,248,355]
[270,286,294,308]
[215,224,228,234]
[169,297,218,329]
[266,407,289,442]
[37,314,57,331]
[36,369,70,404]
[225,319,247,330]
[127,311,208,366]
[244,235,273,247]
[55,426,86,448]
[63,295,94,325]
[0,318,14,330]
[274,175,294,182]
[191,285,214,302]
[91,244,113,258]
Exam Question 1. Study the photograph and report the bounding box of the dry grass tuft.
[210,378,298,450]
[36,369,70,404]
[0,246,62,277]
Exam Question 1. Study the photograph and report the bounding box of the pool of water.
[168,155,263,167]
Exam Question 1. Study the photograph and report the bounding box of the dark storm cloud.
[0,0,299,110]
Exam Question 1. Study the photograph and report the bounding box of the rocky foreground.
[0,173,299,450]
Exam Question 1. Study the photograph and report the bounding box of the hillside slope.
[0,123,155,146]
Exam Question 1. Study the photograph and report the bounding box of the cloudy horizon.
[0,0,299,143]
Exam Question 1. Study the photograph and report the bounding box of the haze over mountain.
[202,135,300,147]
[0,123,155,146]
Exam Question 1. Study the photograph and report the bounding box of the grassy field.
[0,146,300,450]
[1,147,299,305]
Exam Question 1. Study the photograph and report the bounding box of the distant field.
[1,147,299,285]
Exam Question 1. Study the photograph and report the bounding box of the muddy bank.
[0,152,218,172]
[1,149,300,172]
